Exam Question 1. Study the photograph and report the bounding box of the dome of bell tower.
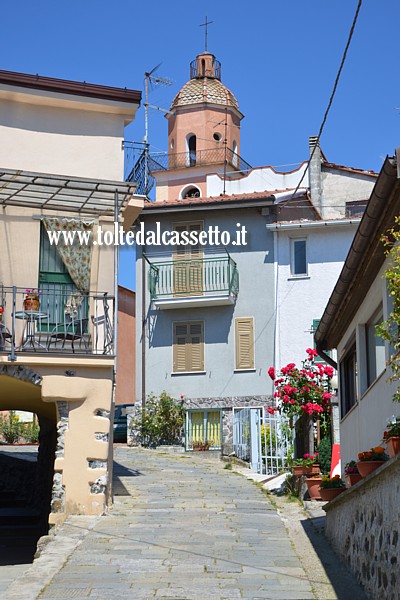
[170,52,239,111]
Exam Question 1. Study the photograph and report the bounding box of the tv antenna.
[143,64,173,193]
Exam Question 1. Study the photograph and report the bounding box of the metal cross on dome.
[200,16,214,52]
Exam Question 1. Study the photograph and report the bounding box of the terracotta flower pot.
[356,461,385,478]
[305,477,322,500]
[306,464,320,476]
[319,487,345,502]
[345,473,362,487]
[292,465,307,476]
[385,436,400,458]
[24,296,39,311]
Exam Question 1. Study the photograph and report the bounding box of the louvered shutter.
[174,323,189,372]
[235,318,255,369]
[189,322,204,371]
[173,322,204,372]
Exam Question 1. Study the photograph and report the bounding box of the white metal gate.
[233,407,291,475]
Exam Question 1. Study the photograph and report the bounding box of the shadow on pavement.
[300,514,367,599]
[113,460,144,496]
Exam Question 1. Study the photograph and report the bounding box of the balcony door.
[38,224,81,330]
[173,222,203,296]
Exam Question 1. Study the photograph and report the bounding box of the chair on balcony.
[46,318,90,353]
[0,322,12,350]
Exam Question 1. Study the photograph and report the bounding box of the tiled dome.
[171,77,239,110]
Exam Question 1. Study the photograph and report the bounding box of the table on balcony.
[15,310,49,351]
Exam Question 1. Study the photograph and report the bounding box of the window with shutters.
[173,321,204,373]
[173,221,203,296]
[235,317,255,370]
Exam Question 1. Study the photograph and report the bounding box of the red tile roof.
[144,189,301,210]
[322,162,378,177]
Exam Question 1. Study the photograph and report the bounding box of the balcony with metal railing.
[149,147,251,174]
[147,253,239,309]
[0,286,114,360]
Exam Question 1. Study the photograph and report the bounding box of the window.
[339,342,357,417]
[290,238,307,276]
[182,186,201,199]
[366,307,385,387]
[38,223,81,330]
[235,317,255,370]
[173,321,204,372]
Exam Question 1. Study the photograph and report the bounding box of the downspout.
[109,189,120,505]
[272,229,280,378]
[141,236,146,408]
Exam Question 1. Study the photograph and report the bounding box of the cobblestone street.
[3,448,365,599]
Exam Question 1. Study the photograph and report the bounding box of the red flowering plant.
[267,349,334,428]
[292,452,319,468]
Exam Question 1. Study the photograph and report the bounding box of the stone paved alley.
[3,448,366,600]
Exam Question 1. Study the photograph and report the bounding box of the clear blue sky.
[2,1,399,289]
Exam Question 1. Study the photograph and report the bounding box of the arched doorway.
[0,369,57,565]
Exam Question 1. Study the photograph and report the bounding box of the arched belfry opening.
[187,134,197,166]
[0,369,57,565]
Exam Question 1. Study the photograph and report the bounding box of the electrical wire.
[290,0,363,201]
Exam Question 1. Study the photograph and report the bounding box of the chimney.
[309,136,323,217]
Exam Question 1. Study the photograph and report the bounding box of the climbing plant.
[376,216,400,402]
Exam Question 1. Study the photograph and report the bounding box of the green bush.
[22,421,40,443]
[0,411,22,444]
[130,392,184,447]
[317,436,332,475]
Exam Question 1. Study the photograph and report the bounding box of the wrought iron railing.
[0,286,114,359]
[148,255,239,301]
[190,58,221,80]
[149,148,251,173]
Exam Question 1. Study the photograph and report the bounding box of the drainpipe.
[141,237,146,408]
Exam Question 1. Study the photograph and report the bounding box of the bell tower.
[153,51,245,202]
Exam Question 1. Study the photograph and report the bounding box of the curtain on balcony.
[42,218,95,292]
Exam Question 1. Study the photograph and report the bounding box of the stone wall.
[127,396,273,452]
[324,455,400,599]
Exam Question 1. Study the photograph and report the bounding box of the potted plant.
[24,288,40,311]
[382,416,400,458]
[304,473,323,500]
[292,453,320,476]
[0,306,3,322]
[356,447,389,478]
[344,460,362,487]
[319,475,346,501]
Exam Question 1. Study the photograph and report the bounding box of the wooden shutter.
[173,222,203,296]
[189,322,204,371]
[173,323,189,372]
[173,321,204,372]
[235,318,255,369]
